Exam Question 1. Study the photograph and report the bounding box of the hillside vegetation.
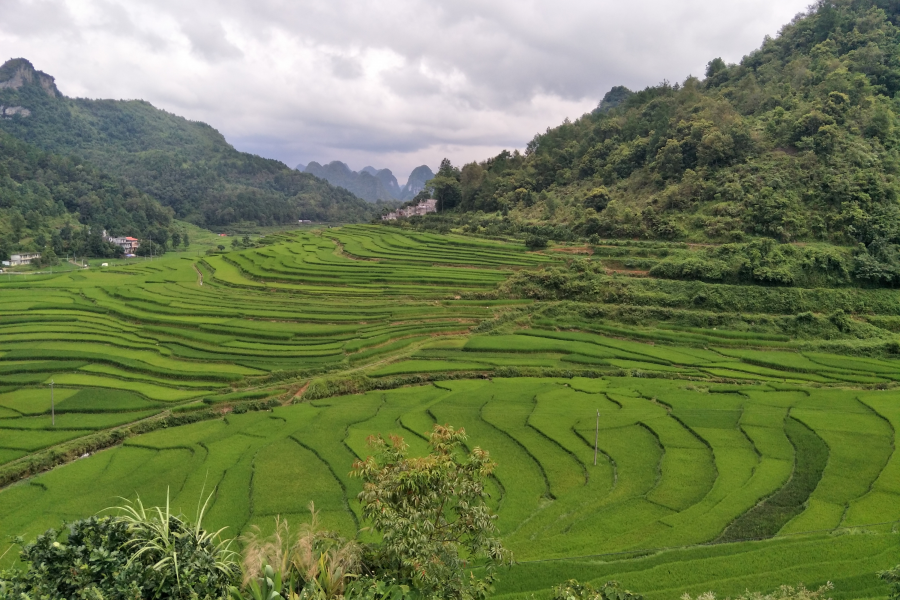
[0,59,378,227]
[421,0,900,282]
[0,130,173,262]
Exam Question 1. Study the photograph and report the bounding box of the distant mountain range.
[0,58,379,227]
[298,161,434,203]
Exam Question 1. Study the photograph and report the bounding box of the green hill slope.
[439,0,900,272]
[0,129,172,262]
[0,59,377,226]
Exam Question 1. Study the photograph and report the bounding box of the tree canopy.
[0,130,173,261]
[350,425,508,600]
[428,0,900,278]
[0,59,380,227]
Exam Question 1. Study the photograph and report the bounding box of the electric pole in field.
[594,409,599,466]
[50,379,55,426]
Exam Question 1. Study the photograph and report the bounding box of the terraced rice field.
[3,376,898,599]
[0,228,542,465]
[2,226,900,600]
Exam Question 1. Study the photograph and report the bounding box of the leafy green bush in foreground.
[0,494,238,600]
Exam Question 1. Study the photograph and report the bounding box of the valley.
[1,226,899,599]
[4,1,900,597]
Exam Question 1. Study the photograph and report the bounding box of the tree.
[705,57,726,78]
[584,187,611,212]
[428,159,462,211]
[350,425,508,600]
[655,140,684,180]
[36,247,59,267]
[525,235,549,249]
[10,210,24,239]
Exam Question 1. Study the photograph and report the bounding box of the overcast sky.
[1,0,811,180]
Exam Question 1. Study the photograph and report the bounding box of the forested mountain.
[426,0,900,278]
[303,161,397,202]
[0,129,173,262]
[301,161,433,201]
[362,166,403,197]
[402,165,435,200]
[0,59,377,226]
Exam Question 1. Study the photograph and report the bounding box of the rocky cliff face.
[400,165,435,200]
[0,59,59,98]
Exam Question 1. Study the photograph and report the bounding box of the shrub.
[550,579,642,600]
[879,564,900,600]
[0,517,145,600]
[526,235,549,250]
[0,493,239,600]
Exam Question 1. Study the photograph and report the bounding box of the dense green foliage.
[0,130,172,261]
[351,426,507,600]
[498,257,900,329]
[879,563,900,599]
[649,239,857,286]
[0,512,238,600]
[0,59,378,226]
[412,0,900,278]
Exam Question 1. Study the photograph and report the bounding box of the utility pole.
[50,379,55,426]
[594,409,600,466]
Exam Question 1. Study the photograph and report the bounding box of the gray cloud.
[329,54,364,80]
[0,0,811,176]
[180,19,243,62]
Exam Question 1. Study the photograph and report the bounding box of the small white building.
[2,252,41,267]
[382,198,438,221]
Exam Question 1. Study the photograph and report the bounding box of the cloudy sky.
[1,0,811,180]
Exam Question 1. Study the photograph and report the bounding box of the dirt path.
[290,381,310,404]
[192,263,203,286]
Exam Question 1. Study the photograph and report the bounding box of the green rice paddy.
[1,226,899,599]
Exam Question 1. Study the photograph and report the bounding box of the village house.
[382,198,438,221]
[104,231,141,254]
[2,252,41,267]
